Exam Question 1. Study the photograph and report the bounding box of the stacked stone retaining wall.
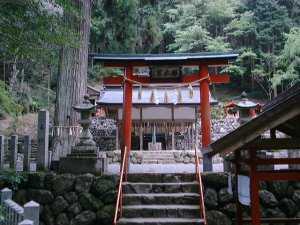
[5,172,300,225]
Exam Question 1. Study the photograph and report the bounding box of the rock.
[64,192,78,204]
[44,173,56,190]
[75,173,94,193]
[70,210,96,225]
[218,188,233,205]
[51,196,69,215]
[292,189,300,205]
[92,177,115,197]
[259,190,278,207]
[264,207,286,218]
[52,174,75,196]
[204,188,218,209]
[96,205,114,225]
[101,190,116,204]
[268,181,289,199]
[28,173,45,189]
[79,193,103,211]
[68,203,82,218]
[279,198,296,217]
[28,189,54,205]
[221,203,236,218]
[56,213,69,225]
[207,210,232,225]
[203,173,228,190]
[41,205,55,225]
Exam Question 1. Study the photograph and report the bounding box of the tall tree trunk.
[52,0,92,161]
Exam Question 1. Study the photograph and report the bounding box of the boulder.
[14,189,27,205]
[64,192,78,204]
[70,210,96,225]
[221,203,236,218]
[292,189,300,205]
[51,196,69,215]
[204,188,218,209]
[218,188,233,205]
[75,173,94,193]
[203,173,227,190]
[52,174,75,196]
[44,173,56,190]
[56,213,69,225]
[79,193,103,211]
[268,181,289,199]
[28,173,45,189]
[207,210,232,225]
[92,177,115,197]
[68,203,82,218]
[101,190,116,204]
[28,189,54,205]
[264,207,286,218]
[96,205,114,225]
[259,190,278,207]
[279,198,297,217]
[41,205,55,225]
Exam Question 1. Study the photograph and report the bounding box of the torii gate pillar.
[199,65,212,171]
[122,66,133,177]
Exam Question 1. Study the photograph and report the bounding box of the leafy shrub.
[0,170,28,191]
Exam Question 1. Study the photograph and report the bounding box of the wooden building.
[205,84,300,225]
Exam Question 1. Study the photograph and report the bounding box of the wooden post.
[199,65,212,171]
[23,135,31,171]
[235,151,243,225]
[0,135,4,169]
[250,150,261,225]
[37,110,49,170]
[10,135,18,169]
[24,201,40,225]
[122,66,133,176]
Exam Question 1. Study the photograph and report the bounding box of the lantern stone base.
[59,146,107,174]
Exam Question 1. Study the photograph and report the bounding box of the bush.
[0,81,22,117]
[0,170,28,191]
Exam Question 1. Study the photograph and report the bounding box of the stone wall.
[12,173,117,225]
[7,172,300,225]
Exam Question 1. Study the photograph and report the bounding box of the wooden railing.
[194,148,207,225]
[113,146,128,225]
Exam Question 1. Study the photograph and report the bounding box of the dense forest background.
[0,0,300,119]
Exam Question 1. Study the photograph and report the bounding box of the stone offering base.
[105,150,223,164]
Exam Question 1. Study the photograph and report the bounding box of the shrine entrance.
[91,52,238,171]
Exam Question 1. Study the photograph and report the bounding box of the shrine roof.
[97,86,217,106]
[90,52,238,65]
[205,83,300,157]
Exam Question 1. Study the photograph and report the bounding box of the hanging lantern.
[138,85,142,100]
[177,88,182,103]
[188,84,194,99]
[164,91,169,103]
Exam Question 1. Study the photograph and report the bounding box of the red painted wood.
[103,74,230,85]
[122,66,133,176]
[256,171,300,181]
[250,151,261,225]
[199,65,211,147]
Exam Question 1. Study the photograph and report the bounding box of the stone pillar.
[0,135,5,169]
[24,201,40,225]
[10,135,18,169]
[23,135,31,171]
[18,220,34,225]
[171,126,175,150]
[37,110,49,170]
[1,188,12,204]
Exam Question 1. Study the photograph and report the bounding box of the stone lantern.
[236,92,258,124]
[59,95,107,174]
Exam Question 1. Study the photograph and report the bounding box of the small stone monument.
[59,95,107,174]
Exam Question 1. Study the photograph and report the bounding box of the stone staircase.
[142,151,176,164]
[117,173,205,225]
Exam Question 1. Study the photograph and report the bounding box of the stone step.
[123,182,198,194]
[118,218,205,225]
[123,205,200,218]
[127,173,195,183]
[142,159,176,164]
[124,193,199,205]
[142,156,175,160]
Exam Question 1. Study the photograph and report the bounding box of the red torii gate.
[91,53,238,172]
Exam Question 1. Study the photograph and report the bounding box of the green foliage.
[0,81,22,117]
[0,170,28,191]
